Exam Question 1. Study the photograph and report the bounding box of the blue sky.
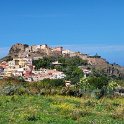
[0,0,124,65]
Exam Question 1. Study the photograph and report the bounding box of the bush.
[70,109,92,120]
[2,85,18,95]
[111,107,124,119]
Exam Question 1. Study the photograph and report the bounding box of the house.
[52,61,62,66]
[0,61,8,68]
[27,69,66,82]
[78,66,92,78]
[1,56,66,82]
[62,49,74,55]
[2,57,33,77]
[50,71,66,79]
[65,81,71,87]
[82,69,91,78]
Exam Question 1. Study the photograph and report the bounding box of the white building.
[62,49,74,55]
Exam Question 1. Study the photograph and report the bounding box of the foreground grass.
[0,95,124,124]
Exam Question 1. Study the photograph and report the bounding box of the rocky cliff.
[8,43,62,58]
[9,43,29,58]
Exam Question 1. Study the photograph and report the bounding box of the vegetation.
[0,56,124,123]
[0,95,124,124]
[0,74,124,124]
[79,76,108,90]
[32,56,56,69]
[0,77,124,96]
[33,56,87,84]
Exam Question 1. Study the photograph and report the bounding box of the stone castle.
[9,43,63,59]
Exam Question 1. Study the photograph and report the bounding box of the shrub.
[84,100,96,107]
[107,81,119,95]
[2,85,18,95]
[111,107,124,119]
[70,109,91,120]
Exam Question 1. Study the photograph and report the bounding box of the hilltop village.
[0,43,123,82]
[0,43,90,82]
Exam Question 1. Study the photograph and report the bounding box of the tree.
[32,57,54,70]
[107,80,119,95]
[79,77,91,92]
[79,76,108,91]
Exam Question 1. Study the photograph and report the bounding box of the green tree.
[107,80,119,95]
[79,76,108,91]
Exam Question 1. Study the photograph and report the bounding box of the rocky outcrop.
[8,43,63,59]
[9,43,29,58]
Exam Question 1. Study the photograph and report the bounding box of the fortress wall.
[52,47,63,54]
[40,44,48,49]
[31,45,41,52]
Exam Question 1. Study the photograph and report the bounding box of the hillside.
[1,43,124,79]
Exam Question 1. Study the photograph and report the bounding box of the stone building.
[52,47,63,55]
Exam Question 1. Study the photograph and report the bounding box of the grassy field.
[0,95,124,124]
